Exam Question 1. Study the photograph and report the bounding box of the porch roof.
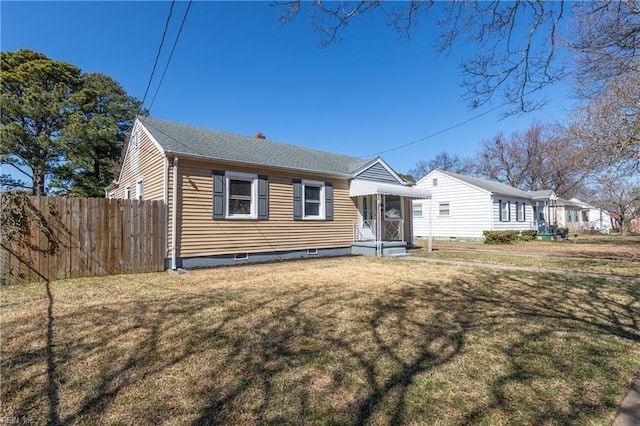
[349,180,431,199]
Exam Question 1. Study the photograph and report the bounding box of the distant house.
[106,116,430,269]
[569,198,612,234]
[555,198,613,234]
[528,189,559,232]
[556,198,586,233]
[412,170,552,242]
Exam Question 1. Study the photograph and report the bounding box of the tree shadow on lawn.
[1,266,639,425]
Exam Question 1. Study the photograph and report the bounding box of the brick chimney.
[255,132,266,139]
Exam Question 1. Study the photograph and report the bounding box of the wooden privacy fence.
[1,195,166,285]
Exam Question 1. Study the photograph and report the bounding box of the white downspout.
[490,194,494,231]
[163,156,169,258]
[171,156,178,270]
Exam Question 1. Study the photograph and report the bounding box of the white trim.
[163,156,169,257]
[111,118,167,186]
[351,157,407,185]
[412,201,423,218]
[136,179,143,200]
[417,170,493,197]
[124,186,131,200]
[349,179,431,199]
[438,202,451,217]
[162,150,353,179]
[171,157,178,270]
[225,171,258,219]
[302,179,325,220]
[489,195,494,231]
[383,194,403,219]
[138,120,166,156]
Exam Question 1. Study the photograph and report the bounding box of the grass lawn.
[414,234,640,260]
[1,257,639,425]
[410,250,640,277]
[411,235,640,277]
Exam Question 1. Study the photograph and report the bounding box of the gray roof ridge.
[138,115,364,163]
[438,169,532,198]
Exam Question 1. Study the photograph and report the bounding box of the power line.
[362,103,505,157]
[148,0,193,114]
[360,62,594,158]
[141,0,176,110]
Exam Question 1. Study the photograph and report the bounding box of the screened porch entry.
[349,180,431,257]
[353,194,405,242]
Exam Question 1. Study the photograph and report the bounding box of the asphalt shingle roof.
[528,190,556,199]
[139,116,372,176]
[438,170,533,199]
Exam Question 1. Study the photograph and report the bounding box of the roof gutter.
[163,150,354,180]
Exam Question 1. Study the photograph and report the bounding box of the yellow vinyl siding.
[110,127,165,200]
[138,131,165,200]
[170,158,357,258]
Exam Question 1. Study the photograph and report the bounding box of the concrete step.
[383,247,407,256]
[386,252,411,258]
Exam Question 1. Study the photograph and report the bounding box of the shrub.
[483,230,519,244]
[557,227,569,238]
[518,230,538,241]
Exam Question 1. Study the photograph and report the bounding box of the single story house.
[568,198,612,234]
[555,198,586,233]
[412,170,557,242]
[106,116,431,269]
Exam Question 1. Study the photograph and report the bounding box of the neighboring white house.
[569,198,612,233]
[412,170,539,242]
[529,190,559,232]
[555,198,583,232]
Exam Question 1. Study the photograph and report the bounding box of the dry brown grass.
[410,250,640,277]
[1,257,639,425]
[415,235,640,261]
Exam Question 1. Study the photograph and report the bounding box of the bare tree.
[594,171,640,235]
[571,1,640,99]
[276,1,639,117]
[469,121,596,198]
[569,73,640,173]
[408,151,469,180]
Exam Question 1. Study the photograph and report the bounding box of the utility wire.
[362,103,505,157]
[141,0,176,110]
[360,62,594,158]
[148,0,193,114]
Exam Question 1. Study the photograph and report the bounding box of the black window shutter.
[515,202,519,221]
[499,200,503,221]
[293,179,302,220]
[212,170,225,219]
[325,182,333,220]
[257,175,269,219]
[523,203,526,221]
[508,201,511,221]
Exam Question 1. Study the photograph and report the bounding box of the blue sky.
[2,1,574,178]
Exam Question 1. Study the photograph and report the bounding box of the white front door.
[358,195,376,240]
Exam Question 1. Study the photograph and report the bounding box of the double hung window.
[303,182,324,219]
[212,171,269,220]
